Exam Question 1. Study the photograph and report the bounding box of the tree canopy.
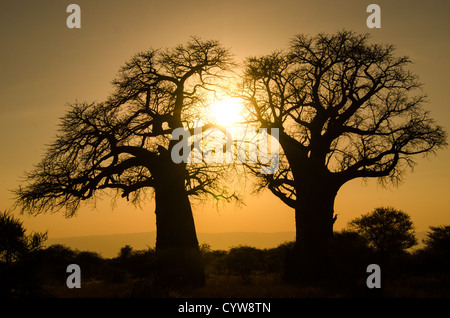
[348,207,417,255]
[0,210,47,265]
[240,30,447,207]
[14,37,235,218]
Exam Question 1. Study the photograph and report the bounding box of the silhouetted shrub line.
[2,231,450,297]
[2,210,450,297]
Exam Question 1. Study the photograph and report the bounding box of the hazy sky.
[1,0,449,239]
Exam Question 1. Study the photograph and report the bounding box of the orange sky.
[1,0,449,239]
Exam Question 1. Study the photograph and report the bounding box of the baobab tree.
[240,31,447,284]
[14,38,234,287]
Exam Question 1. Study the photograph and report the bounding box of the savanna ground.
[45,272,450,299]
[10,235,449,299]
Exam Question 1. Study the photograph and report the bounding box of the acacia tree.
[240,31,447,283]
[14,38,234,287]
[348,207,417,257]
[423,225,450,252]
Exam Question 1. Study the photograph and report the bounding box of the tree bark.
[284,179,339,286]
[153,160,205,288]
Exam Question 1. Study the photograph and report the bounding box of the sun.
[209,97,245,127]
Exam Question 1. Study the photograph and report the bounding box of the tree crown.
[241,31,447,206]
[14,38,235,217]
[348,206,417,254]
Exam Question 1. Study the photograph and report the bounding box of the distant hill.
[46,231,296,258]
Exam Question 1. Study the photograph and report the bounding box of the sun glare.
[209,97,245,127]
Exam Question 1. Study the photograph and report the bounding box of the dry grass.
[185,274,328,298]
[42,272,450,298]
[43,273,356,298]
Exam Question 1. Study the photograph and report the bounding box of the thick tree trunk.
[153,162,205,288]
[154,179,199,251]
[284,182,338,286]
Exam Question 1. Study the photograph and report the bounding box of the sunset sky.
[1,0,449,241]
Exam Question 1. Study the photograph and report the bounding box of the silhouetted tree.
[74,250,104,281]
[263,242,295,274]
[32,244,77,284]
[240,30,447,284]
[200,244,228,275]
[118,245,134,259]
[423,225,450,253]
[0,210,47,265]
[348,207,417,258]
[225,246,264,283]
[14,38,234,287]
[0,210,47,297]
[416,225,450,277]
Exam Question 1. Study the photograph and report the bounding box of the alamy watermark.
[171,127,280,174]
[66,264,81,288]
[366,4,381,29]
[66,4,81,28]
[65,4,380,30]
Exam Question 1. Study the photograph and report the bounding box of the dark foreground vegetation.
[1,228,450,298]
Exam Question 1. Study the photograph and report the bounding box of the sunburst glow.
[209,97,245,127]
